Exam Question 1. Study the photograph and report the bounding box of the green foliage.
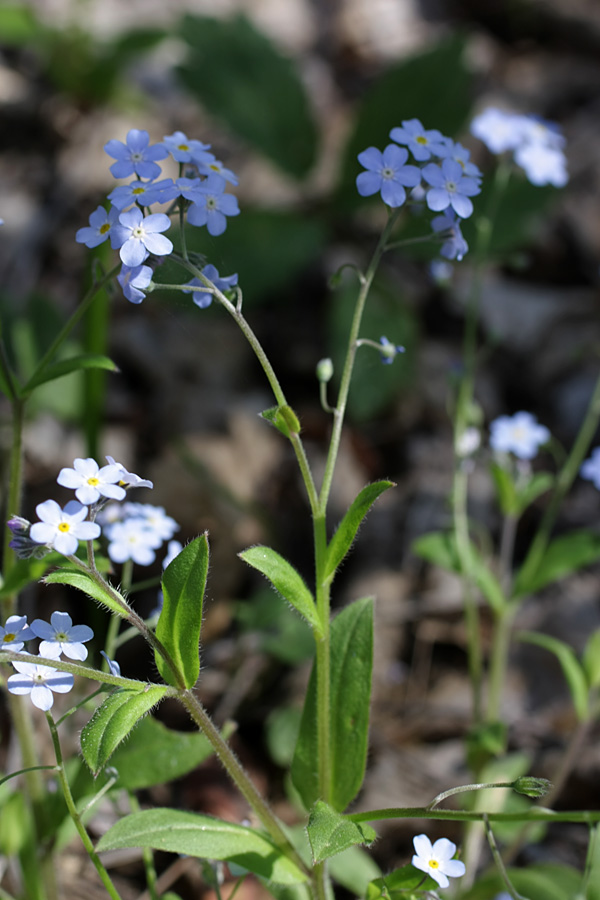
[328,845,382,896]
[328,277,418,421]
[338,35,472,206]
[413,531,506,614]
[306,801,376,864]
[22,354,118,394]
[109,715,218,790]
[155,534,209,688]
[518,630,590,721]
[234,590,314,664]
[514,530,600,597]
[96,808,307,885]
[461,172,559,260]
[325,481,395,582]
[239,546,320,631]
[80,687,167,776]
[0,4,40,44]
[43,570,130,619]
[582,629,600,690]
[490,463,553,517]
[583,825,600,900]
[177,14,318,178]
[0,553,63,598]
[265,707,302,768]
[366,864,438,900]
[460,862,582,900]
[466,721,508,772]
[291,597,373,811]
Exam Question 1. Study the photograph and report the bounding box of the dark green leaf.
[518,631,589,721]
[291,597,373,811]
[96,809,307,885]
[325,481,395,582]
[328,845,381,896]
[516,472,553,513]
[514,530,600,597]
[43,570,129,619]
[23,354,118,393]
[80,688,167,776]
[155,534,209,688]
[110,715,221,790]
[367,864,438,900]
[412,531,506,614]
[177,14,317,178]
[307,801,376,864]
[338,35,471,206]
[239,546,320,631]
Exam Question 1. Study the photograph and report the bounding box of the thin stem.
[486,606,516,723]
[25,264,120,391]
[318,209,401,513]
[347,806,600,825]
[517,367,600,593]
[313,513,331,802]
[428,781,514,809]
[178,689,310,879]
[0,648,166,691]
[483,815,527,900]
[45,712,124,900]
[453,464,483,722]
[170,255,320,515]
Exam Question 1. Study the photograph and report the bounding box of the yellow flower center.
[58,522,71,533]
[99,223,110,234]
[87,477,100,486]
[416,135,428,145]
[3,633,16,642]
[178,143,190,151]
[429,860,440,869]
[132,186,146,195]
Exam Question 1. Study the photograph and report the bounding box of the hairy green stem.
[45,712,123,900]
[313,513,331,802]
[483,814,527,900]
[347,806,600,824]
[178,689,310,879]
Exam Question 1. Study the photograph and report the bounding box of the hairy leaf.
[325,481,395,583]
[96,808,307,885]
[239,546,320,631]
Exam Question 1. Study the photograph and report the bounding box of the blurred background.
[1,0,600,897]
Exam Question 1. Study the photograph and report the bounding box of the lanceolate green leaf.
[43,570,129,619]
[307,801,376,864]
[514,530,600,597]
[23,353,118,393]
[239,546,320,631]
[96,808,307,885]
[325,481,395,583]
[413,531,506,614]
[291,597,373,811]
[155,534,209,688]
[518,631,589,721]
[80,687,167,776]
[177,15,317,178]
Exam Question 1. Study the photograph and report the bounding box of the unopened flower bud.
[316,358,334,383]
[512,776,552,798]
[6,516,50,559]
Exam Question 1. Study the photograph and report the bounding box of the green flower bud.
[512,776,552,798]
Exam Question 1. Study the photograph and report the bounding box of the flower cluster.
[471,107,568,187]
[356,118,482,264]
[99,502,180,567]
[76,129,239,305]
[2,611,94,710]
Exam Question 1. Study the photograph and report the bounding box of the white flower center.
[381,167,394,180]
[446,181,457,193]
[132,226,146,239]
[131,152,143,162]
[206,197,217,210]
